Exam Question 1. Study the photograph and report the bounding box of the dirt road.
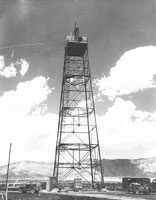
[5,191,156,200]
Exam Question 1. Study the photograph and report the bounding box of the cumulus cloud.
[19,58,29,76]
[97,98,156,158]
[0,55,29,78]
[0,76,51,114]
[94,46,156,158]
[0,76,57,164]
[95,46,156,99]
[0,55,17,77]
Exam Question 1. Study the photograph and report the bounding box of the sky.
[0,0,156,165]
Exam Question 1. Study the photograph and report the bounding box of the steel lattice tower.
[53,25,104,188]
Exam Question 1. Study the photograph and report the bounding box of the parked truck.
[19,182,41,194]
[122,178,151,195]
[149,179,156,192]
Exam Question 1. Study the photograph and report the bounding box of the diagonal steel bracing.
[53,25,104,188]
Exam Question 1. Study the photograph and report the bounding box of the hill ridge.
[0,158,156,179]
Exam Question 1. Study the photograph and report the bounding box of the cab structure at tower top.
[53,24,104,188]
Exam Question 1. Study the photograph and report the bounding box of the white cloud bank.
[0,76,58,165]
[0,55,29,78]
[97,98,156,158]
[94,46,156,158]
[0,76,51,115]
[95,46,156,99]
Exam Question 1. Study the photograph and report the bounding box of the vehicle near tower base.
[18,182,41,194]
[122,178,151,195]
[127,182,150,195]
[149,179,156,192]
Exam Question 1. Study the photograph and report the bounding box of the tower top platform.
[65,25,88,57]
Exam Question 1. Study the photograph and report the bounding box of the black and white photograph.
[0,0,156,199]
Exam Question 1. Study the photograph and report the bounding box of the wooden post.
[5,143,12,200]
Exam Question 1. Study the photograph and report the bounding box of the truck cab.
[19,182,41,194]
[149,179,156,192]
[122,178,151,195]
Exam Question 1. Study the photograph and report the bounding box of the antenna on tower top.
[73,23,79,41]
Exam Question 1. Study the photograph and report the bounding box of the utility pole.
[6,143,12,200]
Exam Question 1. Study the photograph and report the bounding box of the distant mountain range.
[0,161,53,180]
[0,158,156,180]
